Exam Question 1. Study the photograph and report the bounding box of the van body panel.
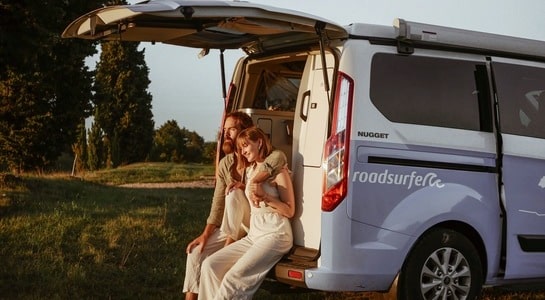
[351,142,503,280]
[350,143,501,234]
[502,153,545,278]
[306,200,413,291]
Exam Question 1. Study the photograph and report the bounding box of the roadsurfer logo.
[352,169,445,190]
[539,176,545,189]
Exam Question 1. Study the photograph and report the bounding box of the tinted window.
[494,62,545,138]
[370,53,486,131]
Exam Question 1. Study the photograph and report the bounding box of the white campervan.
[64,1,545,299]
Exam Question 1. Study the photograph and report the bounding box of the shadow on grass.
[0,175,214,299]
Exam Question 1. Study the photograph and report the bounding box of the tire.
[398,228,483,300]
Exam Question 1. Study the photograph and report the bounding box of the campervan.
[63,1,545,299]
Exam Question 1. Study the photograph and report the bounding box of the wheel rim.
[420,247,472,300]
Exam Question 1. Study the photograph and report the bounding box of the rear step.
[274,245,319,288]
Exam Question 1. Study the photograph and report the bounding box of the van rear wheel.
[398,228,483,300]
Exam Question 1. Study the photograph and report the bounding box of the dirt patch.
[119,179,214,189]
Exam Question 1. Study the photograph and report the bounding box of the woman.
[199,126,295,299]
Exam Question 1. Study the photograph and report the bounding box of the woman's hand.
[249,181,265,207]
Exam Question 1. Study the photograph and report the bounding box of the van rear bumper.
[275,260,396,292]
[304,268,395,292]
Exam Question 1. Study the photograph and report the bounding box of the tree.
[150,120,207,163]
[86,122,104,171]
[182,128,205,163]
[93,41,155,167]
[71,119,88,174]
[202,141,218,164]
[0,1,101,172]
[150,120,186,163]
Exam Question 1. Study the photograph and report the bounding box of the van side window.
[370,53,486,131]
[493,62,545,139]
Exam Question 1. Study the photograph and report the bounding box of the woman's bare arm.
[260,168,295,218]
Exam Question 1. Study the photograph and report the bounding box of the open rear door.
[63,0,346,55]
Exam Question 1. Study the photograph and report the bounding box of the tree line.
[0,1,215,173]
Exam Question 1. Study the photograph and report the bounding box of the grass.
[81,162,215,185]
[1,174,207,299]
[0,163,544,299]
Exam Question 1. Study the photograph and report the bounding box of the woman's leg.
[215,236,292,300]
[199,238,251,300]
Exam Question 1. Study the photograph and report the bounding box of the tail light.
[322,72,354,212]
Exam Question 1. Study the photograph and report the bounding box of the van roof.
[346,19,545,62]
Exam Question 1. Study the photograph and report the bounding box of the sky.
[112,0,545,141]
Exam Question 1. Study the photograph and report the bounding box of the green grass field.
[0,163,543,299]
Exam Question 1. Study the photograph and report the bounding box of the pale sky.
[117,0,545,141]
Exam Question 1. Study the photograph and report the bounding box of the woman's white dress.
[199,164,293,300]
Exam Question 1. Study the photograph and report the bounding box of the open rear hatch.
[62,0,346,55]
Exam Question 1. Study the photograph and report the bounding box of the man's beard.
[222,139,235,154]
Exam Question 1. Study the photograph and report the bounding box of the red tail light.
[322,72,354,212]
[287,270,303,280]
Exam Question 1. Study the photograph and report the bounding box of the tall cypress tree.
[93,41,154,167]
[71,119,88,174]
[86,122,104,171]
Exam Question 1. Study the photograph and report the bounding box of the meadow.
[0,163,543,299]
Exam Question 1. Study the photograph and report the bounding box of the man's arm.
[253,149,287,183]
[206,154,233,226]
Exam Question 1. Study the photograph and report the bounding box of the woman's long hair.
[236,126,273,173]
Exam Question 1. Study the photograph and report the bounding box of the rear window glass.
[253,70,300,112]
[370,53,484,131]
[494,62,545,139]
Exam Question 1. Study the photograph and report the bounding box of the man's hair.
[224,111,254,181]
[225,111,253,130]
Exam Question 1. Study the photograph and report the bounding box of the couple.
[183,111,295,299]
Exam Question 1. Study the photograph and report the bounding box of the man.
[183,111,287,300]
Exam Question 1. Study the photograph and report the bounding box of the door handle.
[299,90,311,122]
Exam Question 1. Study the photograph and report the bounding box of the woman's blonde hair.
[236,126,273,171]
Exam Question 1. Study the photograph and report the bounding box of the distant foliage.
[150,120,207,163]
[202,141,218,164]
